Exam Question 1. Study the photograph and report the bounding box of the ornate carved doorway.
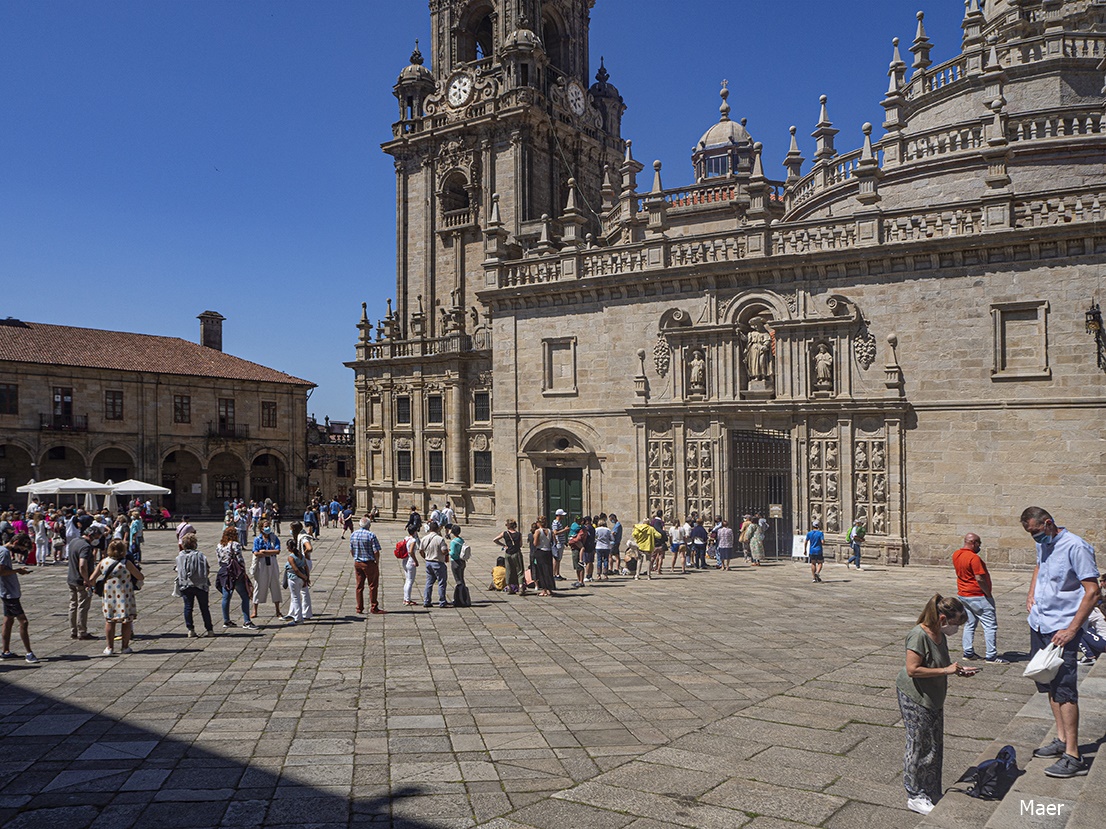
[730,430,793,557]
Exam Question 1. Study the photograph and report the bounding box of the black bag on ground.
[955,745,1017,800]
[453,582,472,608]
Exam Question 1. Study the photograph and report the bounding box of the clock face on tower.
[567,81,586,116]
[447,72,474,108]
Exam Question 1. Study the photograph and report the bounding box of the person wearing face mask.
[895,593,977,815]
[1021,506,1100,779]
[250,521,284,621]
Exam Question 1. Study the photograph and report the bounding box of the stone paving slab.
[0,519,1059,827]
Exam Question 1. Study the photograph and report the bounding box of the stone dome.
[696,82,751,149]
[397,45,433,86]
[503,22,543,53]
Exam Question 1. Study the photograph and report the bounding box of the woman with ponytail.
[896,593,977,815]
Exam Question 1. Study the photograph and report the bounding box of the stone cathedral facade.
[349,0,1106,567]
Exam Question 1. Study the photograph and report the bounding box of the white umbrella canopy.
[16,478,65,494]
[103,481,119,515]
[52,477,115,495]
[110,479,172,496]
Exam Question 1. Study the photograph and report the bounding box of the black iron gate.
[731,430,793,558]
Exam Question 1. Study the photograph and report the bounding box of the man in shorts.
[1021,507,1099,778]
[0,533,39,663]
[551,509,568,580]
[804,520,825,583]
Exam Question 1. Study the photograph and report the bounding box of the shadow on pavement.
[0,677,447,829]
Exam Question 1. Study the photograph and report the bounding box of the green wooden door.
[546,468,583,520]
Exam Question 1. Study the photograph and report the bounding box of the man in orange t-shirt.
[953,533,1008,663]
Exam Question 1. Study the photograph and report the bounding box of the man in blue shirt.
[350,517,384,615]
[1021,507,1099,779]
[804,520,825,583]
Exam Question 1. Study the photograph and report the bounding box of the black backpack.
[955,745,1017,800]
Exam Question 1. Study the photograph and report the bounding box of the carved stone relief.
[647,428,676,522]
[812,342,834,393]
[808,435,841,533]
[684,437,714,521]
[653,336,671,377]
[853,435,888,535]
[854,330,877,370]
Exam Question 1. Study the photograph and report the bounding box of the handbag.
[1023,642,1065,682]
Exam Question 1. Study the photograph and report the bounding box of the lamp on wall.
[1086,301,1105,371]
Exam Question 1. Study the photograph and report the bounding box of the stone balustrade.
[1007,106,1105,142]
[477,182,1106,293]
[903,54,968,102]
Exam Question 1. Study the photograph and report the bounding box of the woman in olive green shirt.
[896,593,978,816]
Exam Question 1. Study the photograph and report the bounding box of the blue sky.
[1,1,965,420]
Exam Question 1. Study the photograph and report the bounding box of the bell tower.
[353,1,624,521]
[384,0,623,330]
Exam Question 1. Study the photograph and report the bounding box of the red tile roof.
[0,319,314,387]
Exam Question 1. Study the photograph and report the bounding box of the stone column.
[447,380,466,488]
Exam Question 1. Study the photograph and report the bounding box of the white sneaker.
[102,647,114,656]
[906,795,935,815]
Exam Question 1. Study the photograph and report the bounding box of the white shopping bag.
[1023,642,1064,683]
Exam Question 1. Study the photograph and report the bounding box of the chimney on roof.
[197,310,226,351]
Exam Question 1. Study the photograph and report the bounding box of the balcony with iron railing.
[40,413,89,432]
[207,422,250,440]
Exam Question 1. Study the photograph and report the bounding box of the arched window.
[441,172,471,214]
[542,14,567,74]
[457,4,495,64]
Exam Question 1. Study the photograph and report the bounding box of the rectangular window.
[336,460,349,478]
[214,480,240,500]
[0,383,17,415]
[474,391,490,422]
[218,398,235,430]
[705,154,728,178]
[0,476,6,494]
[473,451,493,485]
[105,390,124,421]
[427,395,443,424]
[261,401,277,429]
[428,450,444,483]
[396,450,412,481]
[396,396,411,425]
[173,395,191,423]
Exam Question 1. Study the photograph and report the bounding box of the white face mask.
[940,624,960,636]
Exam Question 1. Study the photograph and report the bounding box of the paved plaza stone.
[0,520,1084,828]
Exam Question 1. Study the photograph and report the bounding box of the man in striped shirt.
[350,518,383,615]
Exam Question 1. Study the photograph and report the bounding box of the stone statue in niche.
[855,442,868,470]
[809,441,822,468]
[855,504,868,524]
[662,470,674,494]
[826,442,838,469]
[826,504,840,533]
[813,343,834,390]
[856,475,868,502]
[811,504,823,527]
[648,443,660,468]
[687,476,699,497]
[873,475,886,502]
[700,445,711,468]
[872,443,885,471]
[743,317,774,381]
[649,470,661,494]
[687,443,699,468]
[826,473,838,500]
[810,474,823,499]
[702,471,713,498]
[872,505,886,534]
[688,350,706,394]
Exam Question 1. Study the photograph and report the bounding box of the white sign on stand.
[792,536,808,561]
